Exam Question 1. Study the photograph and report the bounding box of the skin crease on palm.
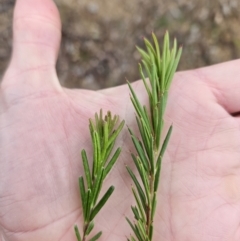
[0,0,240,241]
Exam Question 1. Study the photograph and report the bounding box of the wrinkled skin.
[0,0,240,240]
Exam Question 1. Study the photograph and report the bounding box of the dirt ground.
[0,0,240,89]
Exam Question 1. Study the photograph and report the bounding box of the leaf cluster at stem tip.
[75,109,125,241]
[126,32,182,241]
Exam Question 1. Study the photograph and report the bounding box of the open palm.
[0,0,240,241]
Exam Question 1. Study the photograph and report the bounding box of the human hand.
[0,0,240,241]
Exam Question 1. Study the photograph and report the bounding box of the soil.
[0,0,240,89]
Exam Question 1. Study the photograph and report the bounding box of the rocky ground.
[0,0,240,89]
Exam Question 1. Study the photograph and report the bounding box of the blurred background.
[0,0,240,89]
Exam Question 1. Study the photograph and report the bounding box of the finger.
[2,0,61,91]
[195,59,240,115]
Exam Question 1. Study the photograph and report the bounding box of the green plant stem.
[126,32,182,241]
[75,110,124,241]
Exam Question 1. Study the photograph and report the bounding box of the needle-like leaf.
[126,166,147,208]
[136,46,151,65]
[79,177,86,219]
[81,150,92,190]
[158,125,173,166]
[74,225,82,241]
[132,187,146,222]
[91,168,105,206]
[139,64,152,99]
[126,218,144,241]
[88,231,102,241]
[108,120,125,145]
[90,186,115,221]
[129,132,149,172]
[86,222,95,235]
[103,148,121,179]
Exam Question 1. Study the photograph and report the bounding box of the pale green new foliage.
[126,32,182,241]
[75,110,125,241]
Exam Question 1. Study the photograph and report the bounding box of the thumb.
[1,0,62,93]
[12,0,61,68]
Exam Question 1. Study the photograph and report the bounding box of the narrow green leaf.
[108,120,125,145]
[166,47,182,90]
[89,231,102,241]
[111,114,119,133]
[85,189,92,222]
[137,220,148,240]
[130,236,137,241]
[126,166,146,208]
[86,221,95,235]
[156,97,164,148]
[81,150,92,189]
[137,160,150,206]
[74,225,82,241]
[136,46,151,65]
[149,224,153,241]
[103,141,115,162]
[162,91,168,116]
[130,96,143,122]
[108,115,115,133]
[136,108,151,140]
[135,116,143,141]
[99,109,103,137]
[161,32,170,90]
[94,112,99,134]
[140,116,151,145]
[90,121,98,176]
[90,186,115,221]
[126,218,144,241]
[142,59,153,82]
[164,31,170,65]
[89,119,96,132]
[151,192,157,221]
[132,187,146,222]
[143,106,152,133]
[144,37,156,58]
[154,157,161,192]
[148,135,154,174]
[136,116,150,156]
[159,125,173,161]
[152,33,161,81]
[139,63,152,99]
[103,120,109,151]
[94,131,101,173]
[138,158,150,196]
[149,56,157,84]
[132,154,147,192]
[150,58,157,108]
[131,206,140,220]
[130,133,149,172]
[152,104,159,138]
[128,82,144,116]
[79,177,86,220]
[103,148,121,179]
[165,38,177,86]
[92,168,105,205]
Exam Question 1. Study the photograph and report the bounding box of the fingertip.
[12,0,61,67]
[14,0,61,29]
